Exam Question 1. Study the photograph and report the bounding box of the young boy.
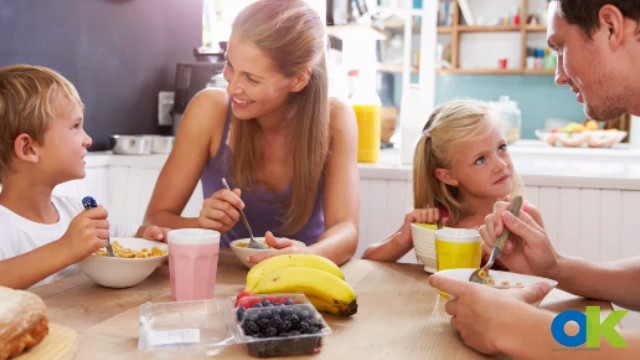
[0,64,166,289]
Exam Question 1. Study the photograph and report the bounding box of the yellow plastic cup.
[435,228,482,297]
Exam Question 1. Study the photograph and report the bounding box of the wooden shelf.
[379,62,419,74]
[437,26,453,34]
[525,24,548,32]
[438,68,525,75]
[458,25,521,32]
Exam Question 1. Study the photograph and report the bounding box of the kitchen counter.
[89,140,640,190]
[355,140,640,190]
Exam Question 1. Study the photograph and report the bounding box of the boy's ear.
[434,167,459,186]
[13,134,40,163]
[289,67,312,93]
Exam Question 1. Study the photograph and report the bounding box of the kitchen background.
[0,0,202,150]
[1,0,587,150]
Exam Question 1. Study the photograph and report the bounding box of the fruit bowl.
[535,129,626,148]
[78,237,168,288]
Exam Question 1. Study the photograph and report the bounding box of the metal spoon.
[221,178,269,250]
[469,196,523,284]
[81,196,115,257]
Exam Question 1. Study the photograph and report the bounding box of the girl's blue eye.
[498,144,507,152]
[474,156,486,165]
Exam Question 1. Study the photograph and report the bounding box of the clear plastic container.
[139,293,331,358]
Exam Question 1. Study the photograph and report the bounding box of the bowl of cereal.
[230,237,306,269]
[79,237,168,288]
[435,268,558,306]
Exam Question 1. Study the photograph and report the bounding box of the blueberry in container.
[235,293,332,358]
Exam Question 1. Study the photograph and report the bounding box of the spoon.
[221,178,269,250]
[468,196,523,284]
[81,196,115,257]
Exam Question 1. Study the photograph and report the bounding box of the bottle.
[351,70,382,163]
[492,96,522,144]
[400,85,427,165]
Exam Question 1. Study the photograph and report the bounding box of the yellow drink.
[353,103,381,163]
[434,228,482,297]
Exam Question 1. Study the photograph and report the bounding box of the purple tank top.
[200,107,325,247]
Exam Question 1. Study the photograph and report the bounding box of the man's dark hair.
[554,0,640,38]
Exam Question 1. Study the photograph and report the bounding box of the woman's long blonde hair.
[230,0,329,235]
[412,99,523,225]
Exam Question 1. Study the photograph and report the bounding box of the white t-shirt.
[0,195,139,287]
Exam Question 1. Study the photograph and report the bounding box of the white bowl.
[586,130,627,148]
[78,237,168,288]
[229,237,306,269]
[435,268,558,306]
[411,223,438,273]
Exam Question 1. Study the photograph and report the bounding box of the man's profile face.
[546,1,626,121]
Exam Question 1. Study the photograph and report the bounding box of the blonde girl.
[363,99,542,262]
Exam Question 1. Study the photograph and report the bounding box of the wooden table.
[29,250,612,359]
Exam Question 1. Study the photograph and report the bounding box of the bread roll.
[0,287,49,360]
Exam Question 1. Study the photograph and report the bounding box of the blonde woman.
[144,0,359,266]
[362,99,542,262]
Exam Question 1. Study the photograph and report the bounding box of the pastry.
[0,287,49,360]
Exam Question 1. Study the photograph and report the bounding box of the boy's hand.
[61,206,110,263]
[139,225,171,242]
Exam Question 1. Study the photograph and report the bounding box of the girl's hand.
[246,231,307,264]
[396,207,443,247]
[198,187,243,232]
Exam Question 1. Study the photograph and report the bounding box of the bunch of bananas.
[245,254,358,316]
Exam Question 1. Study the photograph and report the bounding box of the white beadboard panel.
[578,189,602,262]
[360,179,388,257]
[536,187,562,251]
[600,190,623,262]
[622,192,640,256]
[355,178,372,258]
[523,185,539,207]
[557,188,580,258]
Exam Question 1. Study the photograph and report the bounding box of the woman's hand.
[198,187,243,232]
[139,225,171,242]
[480,202,559,278]
[246,231,307,264]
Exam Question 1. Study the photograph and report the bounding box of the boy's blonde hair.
[230,0,329,235]
[0,64,83,181]
[412,99,523,224]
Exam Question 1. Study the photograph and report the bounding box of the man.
[429,1,640,358]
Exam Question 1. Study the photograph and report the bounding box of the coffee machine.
[172,47,226,133]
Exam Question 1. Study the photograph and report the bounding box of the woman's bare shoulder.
[328,97,356,131]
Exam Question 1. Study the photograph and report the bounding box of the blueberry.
[281,308,293,316]
[245,312,259,322]
[284,299,294,305]
[264,326,278,337]
[258,318,271,329]
[289,330,301,336]
[236,307,246,321]
[242,320,260,336]
[252,303,263,308]
[261,299,271,307]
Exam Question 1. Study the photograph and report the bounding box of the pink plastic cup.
[168,229,220,301]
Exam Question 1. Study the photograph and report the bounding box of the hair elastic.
[423,129,431,138]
